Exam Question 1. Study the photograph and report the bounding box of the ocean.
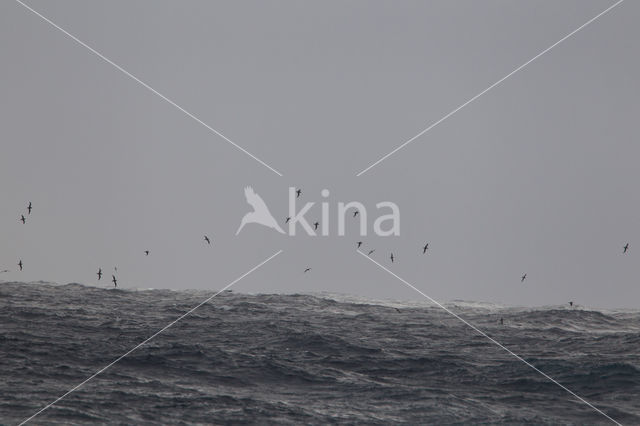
[1,281,639,424]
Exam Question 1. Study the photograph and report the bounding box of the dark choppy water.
[1,281,639,425]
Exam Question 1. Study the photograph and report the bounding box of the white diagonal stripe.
[356,250,621,425]
[15,0,283,177]
[19,250,283,425]
[356,0,624,176]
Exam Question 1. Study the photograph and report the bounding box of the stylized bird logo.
[236,186,284,235]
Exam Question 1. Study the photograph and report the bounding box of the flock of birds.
[5,193,633,303]
[6,200,216,289]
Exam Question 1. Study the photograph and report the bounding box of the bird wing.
[244,186,270,213]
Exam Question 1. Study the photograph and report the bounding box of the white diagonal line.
[19,249,283,425]
[356,250,621,425]
[15,0,283,177]
[356,0,624,177]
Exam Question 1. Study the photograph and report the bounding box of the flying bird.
[112,275,117,288]
[18,260,23,271]
[313,221,319,230]
[204,235,211,245]
[0,269,10,274]
[97,268,102,280]
[521,274,527,283]
[296,189,302,198]
[144,250,150,256]
[27,202,32,215]
[353,210,359,218]
[357,241,363,249]
[569,301,573,307]
[20,215,26,224]
[623,243,629,254]
[236,186,284,235]
[367,249,375,256]
[390,253,395,263]
[285,217,291,224]
[304,268,311,273]
[423,243,429,254]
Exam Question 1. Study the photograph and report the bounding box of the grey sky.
[1,0,637,308]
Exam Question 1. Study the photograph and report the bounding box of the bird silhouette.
[521,274,527,282]
[296,189,302,198]
[367,249,375,256]
[144,250,150,256]
[285,217,291,224]
[569,301,573,307]
[357,241,363,248]
[623,243,629,254]
[313,221,319,230]
[18,260,23,271]
[112,275,117,288]
[20,215,26,224]
[353,210,359,217]
[97,268,102,280]
[27,202,32,215]
[304,268,311,273]
[204,235,211,245]
[390,253,395,263]
[236,186,284,235]
[423,243,429,254]
[500,317,504,325]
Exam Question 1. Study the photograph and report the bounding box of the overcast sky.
[1,0,638,308]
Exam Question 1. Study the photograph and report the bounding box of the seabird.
[204,235,211,245]
[353,210,359,218]
[313,221,319,230]
[97,268,102,280]
[27,202,32,215]
[144,250,150,256]
[304,268,311,273]
[390,253,395,263]
[112,275,117,288]
[20,215,26,224]
[296,189,302,198]
[521,274,527,283]
[569,301,573,307]
[623,243,629,254]
[285,217,291,224]
[18,260,23,271]
[395,308,401,313]
[367,249,375,256]
[357,241,363,249]
[500,317,504,325]
[423,243,429,254]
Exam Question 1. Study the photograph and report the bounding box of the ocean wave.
[1,281,639,424]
